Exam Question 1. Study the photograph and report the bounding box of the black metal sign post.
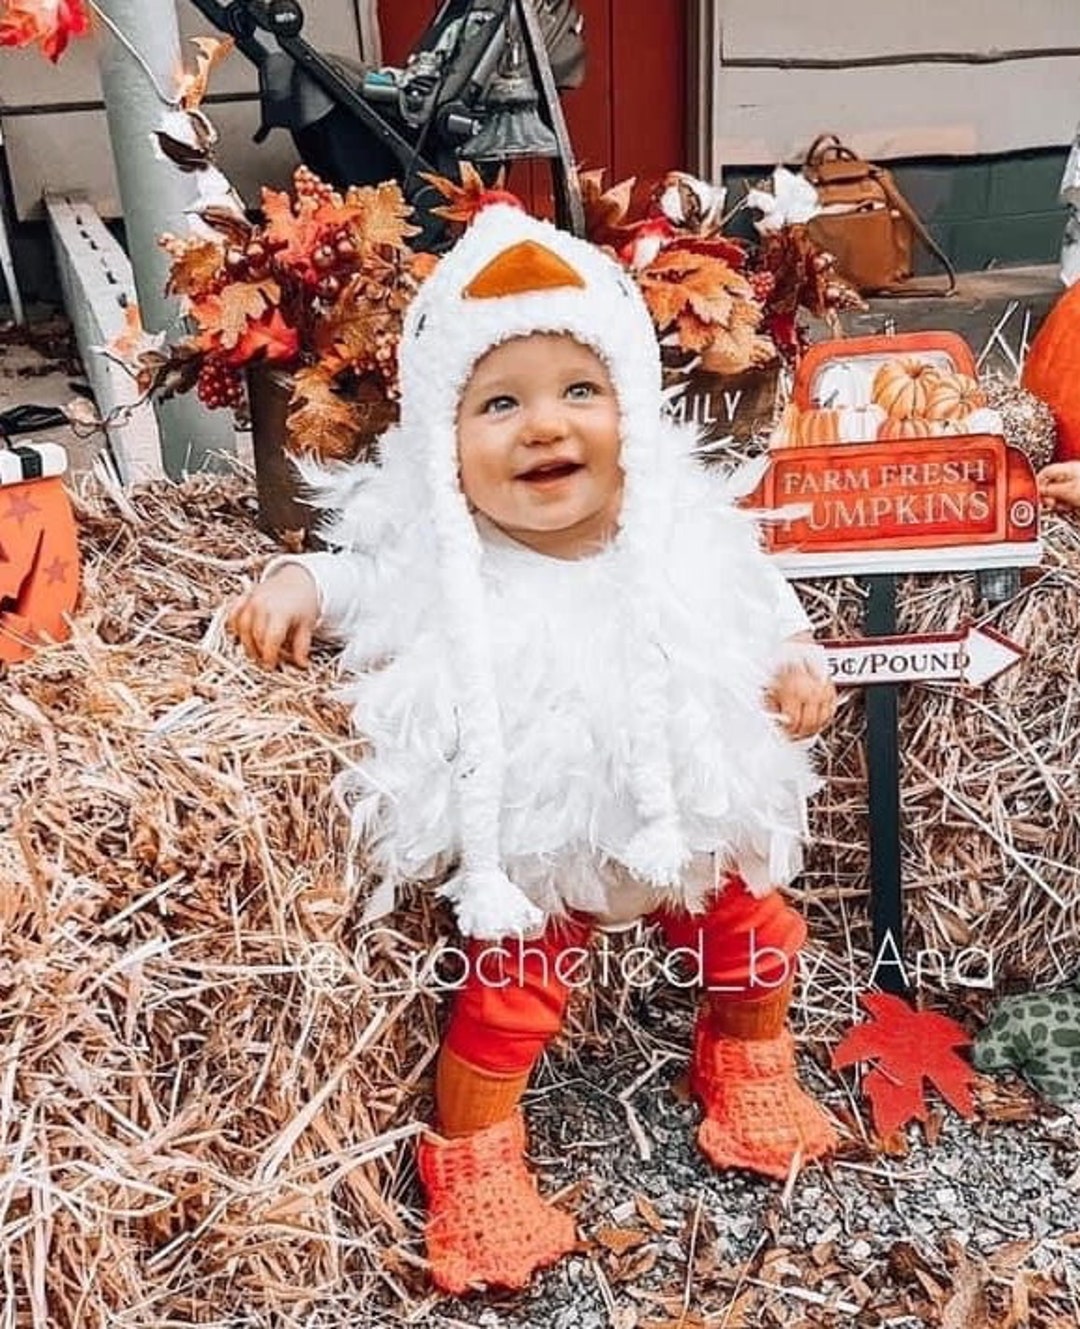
[862,573,907,995]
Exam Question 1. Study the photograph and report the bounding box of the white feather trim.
[438,868,546,940]
[289,208,820,938]
[619,817,692,887]
[305,427,819,928]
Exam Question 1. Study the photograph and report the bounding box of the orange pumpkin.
[792,407,845,446]
[783,404,887,446]
[923,372,987,420]
[0,449,81,664]
[1021,281,1080,461]
[767,402,801,449]
[871,357,942,418]
[876,416,961,441]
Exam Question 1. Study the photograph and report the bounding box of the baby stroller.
[185,0,586,244]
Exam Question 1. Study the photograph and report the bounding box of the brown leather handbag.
[802,133,956,297]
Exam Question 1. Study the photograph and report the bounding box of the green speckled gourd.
[972,988,1080,1104]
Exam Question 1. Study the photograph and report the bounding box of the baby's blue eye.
[483,394,517,414]
[566,381,598,400]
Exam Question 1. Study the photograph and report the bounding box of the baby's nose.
[524,403,569,441]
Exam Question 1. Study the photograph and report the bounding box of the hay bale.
[1,478,439,1324]
[3,474,1079,1323]
[798,521,1080,990]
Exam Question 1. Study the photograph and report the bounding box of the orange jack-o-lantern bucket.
[0,444,80,664]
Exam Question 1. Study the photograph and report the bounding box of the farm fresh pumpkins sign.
[747,333,1042,577]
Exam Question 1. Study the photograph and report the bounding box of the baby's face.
[456,333,623,559]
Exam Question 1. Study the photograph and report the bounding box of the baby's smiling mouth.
[517,460,583,482]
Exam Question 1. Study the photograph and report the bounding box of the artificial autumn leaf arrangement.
[134,168,438,459]
[132,136,862,459]
[579,167,865,372]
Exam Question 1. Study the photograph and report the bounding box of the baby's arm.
[1037,461,1080,512]
[227,552,365,670]
[766,631,837,739]
[761,571,837,739]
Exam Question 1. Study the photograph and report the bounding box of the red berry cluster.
[196,360,246,412]
[748,269,776,304]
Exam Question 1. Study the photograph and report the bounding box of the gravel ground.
[362,994,1080,1329]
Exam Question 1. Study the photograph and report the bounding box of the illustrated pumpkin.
[923,372,987,421]
[0,444,80,664]
[767,401,800,449]
[790,407,845,446]
[871,357,942,418]
[803,404,885,445]
[776,404,887,447]
[877,416,962,441]
[1021,281,1080,462]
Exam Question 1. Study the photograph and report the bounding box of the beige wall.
[6,1,1079,220]
[0,0,369,220]
[703,0,1080,170]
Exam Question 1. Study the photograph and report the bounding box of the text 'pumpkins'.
[1022,281,1080,463]
[0,444,80,664]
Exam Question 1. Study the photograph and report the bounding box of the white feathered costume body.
[291,205,821,939]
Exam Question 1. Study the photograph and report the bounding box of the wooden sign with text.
[745,435,1041,577]
[664,366,778,444]
[824,625,1024,688]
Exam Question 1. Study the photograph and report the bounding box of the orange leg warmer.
[422,917,591,1292]
[443,914,594,1075]
[435,1045,531,1137]
[656,878,837,1179]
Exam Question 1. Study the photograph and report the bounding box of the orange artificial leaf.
[260,187,323,267]
[422,162,517,226]
[165,239,225,298]
[178,35,235,110]
[0,0,89,62]
[409,251,440,282]
[314,303,386,371]
[340,182,421,251]
[285,366,364,459]
[831,992,977,1137]
[192,280,277,349]
[229,309,299,365]
[638,245,763,356]
[580,168,637,245]
[106,304,152,361]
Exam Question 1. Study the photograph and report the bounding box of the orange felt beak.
[463,240,586,300]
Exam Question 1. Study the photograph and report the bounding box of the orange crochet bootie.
[691,995,837,1180]
[417,1110,576,1294]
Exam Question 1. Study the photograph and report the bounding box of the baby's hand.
[1037,461,1080,513]
[766,655,837,739]
[226,564,320,669]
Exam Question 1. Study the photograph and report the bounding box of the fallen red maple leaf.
[0,0,89,63]
[831,992,976,1137]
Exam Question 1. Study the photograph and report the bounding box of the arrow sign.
[824,624,1024,688]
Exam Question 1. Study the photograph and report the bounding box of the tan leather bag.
[803,134,956,297]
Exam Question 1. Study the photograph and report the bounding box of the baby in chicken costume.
[229,202,838,1294]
